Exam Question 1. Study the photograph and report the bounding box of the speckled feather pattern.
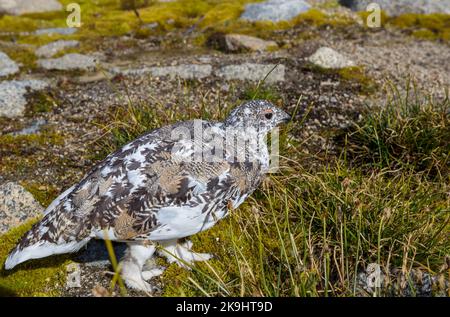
[6,100,290,268]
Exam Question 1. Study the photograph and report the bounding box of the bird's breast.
[148,203,229,241]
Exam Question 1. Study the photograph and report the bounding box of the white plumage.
[5,100,290,292]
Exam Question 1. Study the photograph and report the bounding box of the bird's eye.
[264,112,273,120]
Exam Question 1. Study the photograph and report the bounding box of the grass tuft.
[338,85,449,179]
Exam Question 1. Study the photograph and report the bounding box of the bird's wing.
[90,141,235,241]
[14,120,262,249]
[6,121,264,268]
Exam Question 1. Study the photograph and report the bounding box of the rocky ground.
[0,0,449,297]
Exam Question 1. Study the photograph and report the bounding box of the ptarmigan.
[5,100,290,292]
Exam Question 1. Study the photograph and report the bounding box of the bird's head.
[223,100,291,135]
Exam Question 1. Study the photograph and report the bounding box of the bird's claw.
[159,239,214,269]
[142,267,166,280]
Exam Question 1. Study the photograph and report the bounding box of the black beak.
[280,111,291,124]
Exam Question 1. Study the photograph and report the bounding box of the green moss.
[137,0,215,31]
[0,45,37,71]
[17,34,70,47]
[0,134,62,155]
[388,13,450,41]
[199,2,244,28]
[0,219,71,297]
[120,0,152,10]
[0,128,64,175]
[356,10,450,42]
[337,66,377,94]
[134,26,154,39]
[412,29,438,40]
[240,85,282,104]
[308,65,377,95]
[315,0,340,10]
[20,181,59,207]
[50,46,82,58]
[0,125,63,146]
[161,264,193,296]
[293,8,356,28]
[25,91,58,115]
[390,13,447,31]
[0,15,52,33]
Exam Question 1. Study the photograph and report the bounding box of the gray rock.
[0,0,63,16]
[0,79,48,117]
[307,47,355,69]
[143,22,159,30]
[149,64,212,79]
[240,0,310,22]
[34,27,78,36]
[36,40,80,58]
[0,182,43,235]
[38,53,97,71]
[113,64,213,80]
[339,0,450,15]
[215,63,285,83]
[10,119,47,135]
[210,33,278,53]
[0,51,19,77]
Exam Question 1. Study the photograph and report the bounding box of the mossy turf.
[0,44,37,72]
[20,181,59,208]
[359,10,450,42]
[0,126,65,177]
[389,13,450,41]
[307,65,378,95]
[0,219,71,297]
[0,0,359,56]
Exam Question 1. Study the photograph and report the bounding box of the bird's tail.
[4,212,90,270]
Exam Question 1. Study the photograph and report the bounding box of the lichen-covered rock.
[240,0,310,22]
[0,0,63,16]
[307,47,355,69]
[149,64,212,79]
[0,79,48,117]
[0,51,19,77]
[36,40,80,58]
[356,263,449,296]
[208,33,278,53]
[0,182,43,235]
[113,64,213,80]
[215,63,285,83]
[38,53,97,71]
[34,27,78,36]
[339,0,450,15]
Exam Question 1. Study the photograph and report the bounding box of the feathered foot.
[158,239,213,269]
[120,242,164,293]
